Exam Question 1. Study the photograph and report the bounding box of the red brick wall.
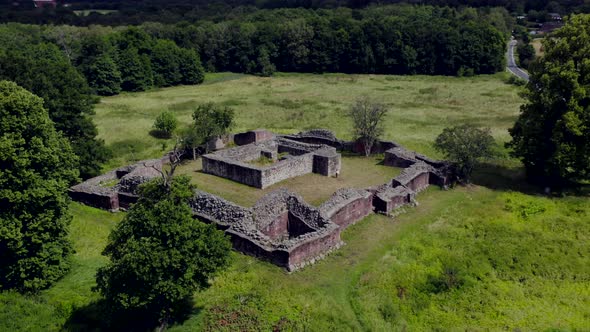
[261,212,289,240]
[407,172,430,192]
[328,196,373,228]
[287,230,342,268]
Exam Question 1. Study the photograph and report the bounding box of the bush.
[152,111,177,138]
[506,75,527,86]
[434,124,496,182]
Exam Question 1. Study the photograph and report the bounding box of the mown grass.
[2,72,589,331]
[94,72,522,170]
[176,155,401,206]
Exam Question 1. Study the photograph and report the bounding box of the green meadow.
[1,73,588,331]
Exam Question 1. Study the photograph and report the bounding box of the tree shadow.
[471,162,590,197]
[149,129,172,139]
[470,162,539,194]
[63,298,201,332]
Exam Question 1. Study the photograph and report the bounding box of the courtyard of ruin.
[176,154,401,206]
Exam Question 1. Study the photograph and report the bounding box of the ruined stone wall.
[373,186,414,214]
[320,189,374,228]
[286,195,328,229]
[287,230,343,270]
[259,154,314,188]
[202,156,264,188]
[234,129,274,146]
[227,230,290,267]
[189,190,253,228]
[69,189,118,211]
[391,162,433,193]
[260,212,289,240]
[312,148,341,177]
[281,129,344,149]
[347,139,399,155]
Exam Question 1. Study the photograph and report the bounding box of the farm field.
[1,73,589,331]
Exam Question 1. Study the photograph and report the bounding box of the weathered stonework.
[68,158,164,211]
[202,135,342,188]
[70,128,455,271]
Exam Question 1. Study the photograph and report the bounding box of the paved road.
[507,39,530,81]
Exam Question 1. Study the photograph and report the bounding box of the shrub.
[434,124,496,182]
[152,111,177,138]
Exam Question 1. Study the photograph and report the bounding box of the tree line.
[2,0,588,26]
[2,5,509,82]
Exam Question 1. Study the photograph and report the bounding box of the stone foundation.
[202,135,342,189]
[70,128,455,271]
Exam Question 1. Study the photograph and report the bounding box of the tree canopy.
[508,14,590,184]
[95,176,231,329]
[0,41,110,179]
[0,81,78,293]
[434,124,496,182]
[184,102,235,158]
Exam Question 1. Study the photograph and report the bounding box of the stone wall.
[391,162,433,193]
[320,189,374,228]
[202,156,264,188]
[202,136,341,189]
[189,190,253,228]
[234,129,274,146]
[68,158,163,211]
[281,129,344,149]
[286,230,343,270]
[260,154,314,188]
[373,185,414,214]
[312,148,341,177]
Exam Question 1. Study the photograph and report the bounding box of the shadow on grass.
[148,129,172,139]
[471,162,539,194]
[471,162,590,197]
[63,298,200,332]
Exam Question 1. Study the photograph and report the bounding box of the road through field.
[507,38,530,81]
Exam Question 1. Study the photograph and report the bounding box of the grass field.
[95,72,522,170]
[2,72,589,331]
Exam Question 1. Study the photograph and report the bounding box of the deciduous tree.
[152,111,178,138]
[508,14,590,184]
[184,103,234,159]
[0,81,78,293]
[0,42,110,179]
[95,175,231,330]
[434,124,495,182]
[347,97,388,157]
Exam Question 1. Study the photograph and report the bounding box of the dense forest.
[2,0,589,25]
[0,6,508,79]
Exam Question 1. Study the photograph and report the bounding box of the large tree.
[508,14,590,184]
[0,42,110,179]
[0,81,78,293]
[95,175,231,329]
